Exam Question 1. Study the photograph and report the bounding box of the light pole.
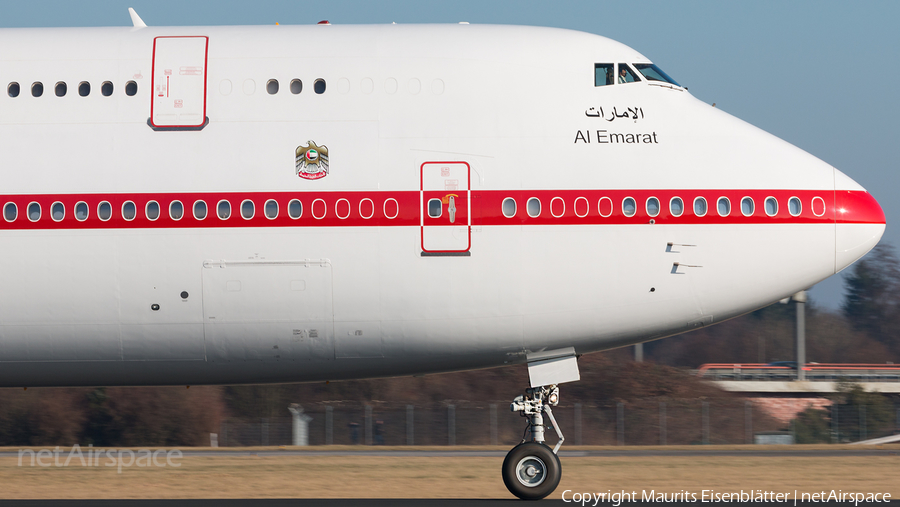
[793,290,807,381]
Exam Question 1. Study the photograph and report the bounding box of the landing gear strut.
[503,385,564,500]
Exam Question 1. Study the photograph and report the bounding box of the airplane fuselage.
[0,23,884,387]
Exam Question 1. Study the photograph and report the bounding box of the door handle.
[448,195,457,223]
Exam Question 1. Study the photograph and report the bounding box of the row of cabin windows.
[2,198,307,223]
[501,196,816,219]
[7,81,138,98]
[0,195,820,223]
[266,78,326,95]
[7,79,325,98]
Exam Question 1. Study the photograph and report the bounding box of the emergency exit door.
[421,162,471,255]
[150,36,209,130]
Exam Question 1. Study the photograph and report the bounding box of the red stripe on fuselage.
[0,189,881,230]
[835,190,885,224]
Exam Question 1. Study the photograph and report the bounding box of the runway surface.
[0,501,890,507]
[3,447,897,458]
[0,500,896,507]
[2,446,897,505]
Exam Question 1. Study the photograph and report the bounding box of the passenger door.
[150,36,209,130]
[420,162,471,255]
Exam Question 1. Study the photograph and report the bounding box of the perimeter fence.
[216,399,898,447]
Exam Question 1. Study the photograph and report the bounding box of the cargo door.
[201,259,334,362]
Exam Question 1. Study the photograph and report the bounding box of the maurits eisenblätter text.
[561,489,891,504]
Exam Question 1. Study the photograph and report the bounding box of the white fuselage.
[0,24,884,387]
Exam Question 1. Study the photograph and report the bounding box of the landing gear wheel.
[502,442,561,500]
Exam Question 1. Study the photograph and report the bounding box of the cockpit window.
[633,63,680,87]
[617,64,641,84]
[594,64,614,86]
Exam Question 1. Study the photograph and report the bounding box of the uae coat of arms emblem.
[295,141,329,180]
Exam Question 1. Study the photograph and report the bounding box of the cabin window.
[55,82,67,97]
[146,201,160,221]
[574,197,589,218]
[217,200,231,219]
[527,197,541,218]
[359,198,374,219]
[122,201,136,221]
[502,198,517,218]
[633,63,680,87]
[670,197,684,217]
[617,64,641,84]
[550,197,565,218]
[75,201,88,221]
[32,82,43,97]
[594,64,614,86]
[101,81,114,96]
[288,199,303,219]
[428,198,442,218]
[694,197,707,217]
[125,81,138,96]
[193,200,207,220]
[78,82,90,97]
[3,202,16,222]
[383,198,399,219]
[811,197,826,217]
[765,197,778,216]
[789,197,802,216]
[27,202,41,221]
[646,197,660,217]
[622,197,636,217]
[290,79,302,94]
[8,82,19,97]
[51,202,65,221]
[169,200,184,221]
[241,200,255,219]
[717,197,731,216]
[741,197,754,216]
[314,79,326,94]
[264,199,279,219]
[98,201,112,221]
[266,79,279,95]
[598,197,613,217]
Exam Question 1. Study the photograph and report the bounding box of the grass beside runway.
[0,445,898,499]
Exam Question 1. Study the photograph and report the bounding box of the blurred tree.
[792,407,831,443]
[842,244,900,356]
[81,388,119,446]
[830,381,894,442]
[0,389,88,446]
[643,306,796,367]
[224,385,297,419]
[80,386,224,446]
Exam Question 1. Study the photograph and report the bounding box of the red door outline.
[420,161,471,254]
[150,36,209,129]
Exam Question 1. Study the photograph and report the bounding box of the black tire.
[501,442,562,500]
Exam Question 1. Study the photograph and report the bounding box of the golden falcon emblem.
[295,140,329,180]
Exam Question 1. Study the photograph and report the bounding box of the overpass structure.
[695,363,900,393]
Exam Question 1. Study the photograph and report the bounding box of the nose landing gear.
[503,385,564,500]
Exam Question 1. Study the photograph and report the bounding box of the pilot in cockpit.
[617,64,641,84]
[594,63,615,86]
[596,63,642,87]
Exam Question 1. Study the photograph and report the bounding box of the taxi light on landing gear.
[548,390,559,406]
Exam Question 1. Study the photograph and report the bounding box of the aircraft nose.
[834,173,885,273]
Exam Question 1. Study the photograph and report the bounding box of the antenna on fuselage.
[129,7,148,28]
